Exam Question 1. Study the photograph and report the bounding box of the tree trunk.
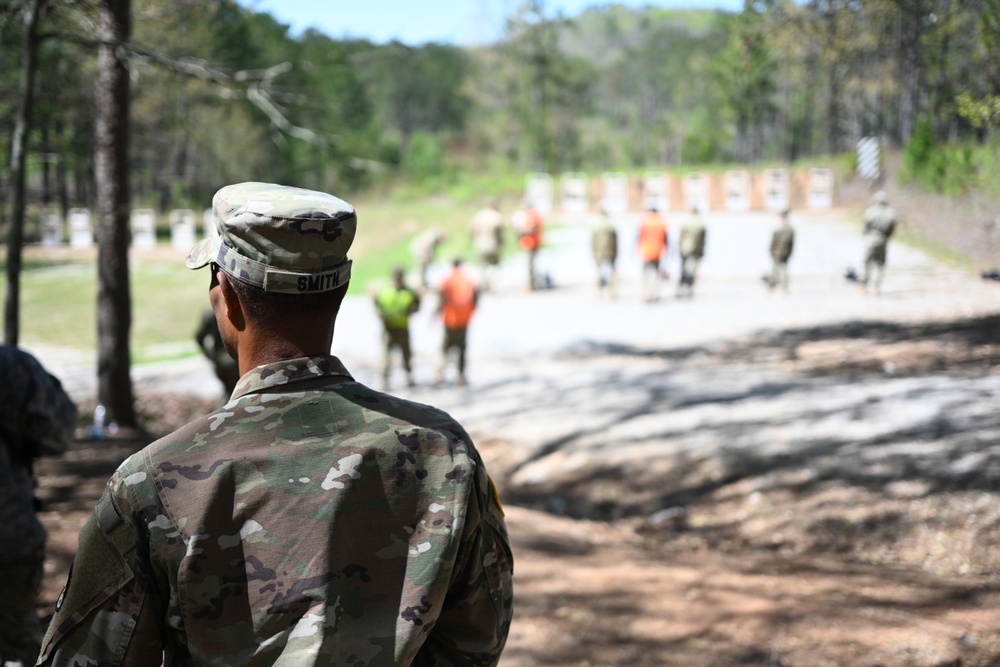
[94,0,136,426]
[5,0,46,346]
[56,119,69,219]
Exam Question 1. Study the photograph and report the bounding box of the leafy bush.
[901,119,977,196]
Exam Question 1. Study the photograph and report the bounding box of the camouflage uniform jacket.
[770,224,794,262]
[679,221,706,260]
[38,355,513,667]
[863,203,897,249]
[591,222,618,263]
[0,345,76,562]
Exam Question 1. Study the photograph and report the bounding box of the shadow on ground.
[483,314,1000,576]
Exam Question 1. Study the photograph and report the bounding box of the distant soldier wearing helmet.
[861,190,897,295]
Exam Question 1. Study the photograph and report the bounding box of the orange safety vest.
[439,269,477,329]
[519,208,543,251]
[637,212,668,261]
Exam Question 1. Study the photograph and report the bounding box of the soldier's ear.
[217,271,246,333]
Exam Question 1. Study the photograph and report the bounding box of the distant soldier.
[195,306,240,397]
[591,208,619,298]
[861,190,897,295]
[636,206,668,302]
[434,259,479,387]
[374,267,421,389]
[767,208,795,292]
[677,207,707,298]
[411,228,448,289]
[514,202,544,290]
[0,345,76,666]
[470,200,505,291]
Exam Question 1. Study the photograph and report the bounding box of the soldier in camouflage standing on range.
[860,190,897,295]
[766,208,795,292]
[37,182,513,667]
[591,207,619,299]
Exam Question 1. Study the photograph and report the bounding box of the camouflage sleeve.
[415,473,514,667]
[37,466,166,667]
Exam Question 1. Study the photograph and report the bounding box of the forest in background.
[3,0,1000,218]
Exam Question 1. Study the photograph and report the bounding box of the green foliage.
[402,131,449,184]
[682,108,729,164]
[956,93,1000,130]
[902,118,979,196]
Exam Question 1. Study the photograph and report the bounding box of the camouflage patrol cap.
[186,182,355,294]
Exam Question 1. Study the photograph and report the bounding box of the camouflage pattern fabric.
[186,182,356,294]
[38,355,513,666]
[863,202,897,259]
[591,221,618,263]
[770,224,794,262]
[679,220,706,260]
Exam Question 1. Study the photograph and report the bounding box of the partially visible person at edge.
[767,208,795,293]
[0,345,76,666]
[373,266,421,390]
[636,205,668,303]
[470,200,505,291]
[37,182,514,667]
[591,207,618,299]
[434,258,479,388]
[194,305,240,398]
[515,202,543,290]
[677,207,707,299]
[861,190,897,296]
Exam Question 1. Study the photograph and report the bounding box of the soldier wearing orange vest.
[636,206,668,303]
[516,203,544,290]
[434,259,479,387]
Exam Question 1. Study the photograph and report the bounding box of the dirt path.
[30,206,1000,666]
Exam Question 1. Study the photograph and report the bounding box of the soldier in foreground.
[861,190,897,295]
[0,346,76,667]
[37,182,514,666]
[766,208,795,292]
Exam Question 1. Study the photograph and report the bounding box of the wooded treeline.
[1,0,997,425]
[3,0,998,215]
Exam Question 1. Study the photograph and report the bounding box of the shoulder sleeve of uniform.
[415,466,514,667]
[37,465,166,666]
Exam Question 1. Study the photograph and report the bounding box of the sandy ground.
[27,204,1000,666]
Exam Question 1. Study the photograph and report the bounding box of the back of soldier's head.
[187,182,357,324]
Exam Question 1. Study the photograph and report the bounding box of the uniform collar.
[231,355,354,399]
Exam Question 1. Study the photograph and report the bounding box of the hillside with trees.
[4,0,999,209]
